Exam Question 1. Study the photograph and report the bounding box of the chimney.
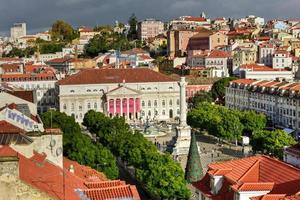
[69,164,74,173]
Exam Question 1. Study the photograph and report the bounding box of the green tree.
[4,47,36,58]
[188,91,213,108]
[240,111,267,134]
[51,20,79,42]
[41,111,119,179]
[128,13,138,40]
[211,77,237,104]
[251,129,297,158]
[83,110,191,199]
[84,33,133,57]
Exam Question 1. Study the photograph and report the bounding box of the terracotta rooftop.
[194,155,300,199]
[0,146,140,200]
[207,50,232,58]
[58,68,176,85]
[0,120,23,134]
[240,64,289,72]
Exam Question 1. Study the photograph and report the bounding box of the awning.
[283,128,295,134]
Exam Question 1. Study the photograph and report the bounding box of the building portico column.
[133,98,136,119]
[113,98,116,116]
[127,98,130,119]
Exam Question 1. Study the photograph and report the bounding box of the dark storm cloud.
[0,0,299,34]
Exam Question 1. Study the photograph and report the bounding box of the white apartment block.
[226,79,300,135]
[137,19,164,41]
[273,50,292,69]
[0,68,57,113]
[258,43,274,66]
[10,23,26,41]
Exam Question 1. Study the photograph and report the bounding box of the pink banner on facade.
[122,99,128,113]
[109,99,114,113]
[116,99,121,113]
[135,98,140,112]
[129,98,134,113]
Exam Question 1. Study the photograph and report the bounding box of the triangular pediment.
[106,86,141,96]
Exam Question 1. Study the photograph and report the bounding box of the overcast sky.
[0,0,299,35]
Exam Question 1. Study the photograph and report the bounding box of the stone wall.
[0,158,53,200]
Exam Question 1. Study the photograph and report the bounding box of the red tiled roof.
[83,185,140,200]
[58,68,176,85]
[0,147,141,200]
[7,90,35,103]
[0,63,22,72]
[0,120,23,134]
[231,79,257,85]
[207,50,231,58]
[240,64,289,72]
[0,146,18,157]
[184,16,207,22]
[194,156,300,199]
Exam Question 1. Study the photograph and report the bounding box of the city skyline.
[0,0,300,34]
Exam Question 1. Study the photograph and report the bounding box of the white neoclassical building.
[57,68,181,123]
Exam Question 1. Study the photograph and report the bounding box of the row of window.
[64,102,98,111]
[141,99,179,108]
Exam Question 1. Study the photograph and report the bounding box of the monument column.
[179,77,187,126]
[173,77,191,156]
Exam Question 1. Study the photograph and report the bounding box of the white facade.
[273,52,292,69]
[226,80,300,133]
[284,146,300,168]
[258,45,274,66]
[239,68,293,80]
[138,19,164,41]
[4,79,57,113]
[10,23,26,41]
[58,81,180,124]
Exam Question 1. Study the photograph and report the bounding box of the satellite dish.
[56,147,62,156]
[50,139,56,148]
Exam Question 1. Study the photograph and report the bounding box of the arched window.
[71,103,75,111]
[148,110,151,116]
[63,104,67,110]
[162,110,165,115]
[162,100,166,107]
[142,101,145,107]
[141,111,145,116]
[177,99,180,105]
[169,100,173,106]
[154,100,158,107]
[148,100,151,107]
[79,105,82,111]
[70,90,75,93]
[87,103,91,109]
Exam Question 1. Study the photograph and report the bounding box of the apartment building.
[258,43,274,66]
[226,79,300,134]
[137,19,164,41]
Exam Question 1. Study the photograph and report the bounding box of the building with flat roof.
[10,23,26,41]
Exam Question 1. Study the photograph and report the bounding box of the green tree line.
[41,111,119,179]
[83,110,191,199]
[187,102,297,158]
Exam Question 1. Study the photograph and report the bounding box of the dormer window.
[70,90,75,93]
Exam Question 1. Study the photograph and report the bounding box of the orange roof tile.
[58,68,176,85]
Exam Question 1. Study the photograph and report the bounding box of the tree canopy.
[51,20,79,42]
[83,110,191,199]
[3,47,36,58]
[127,13,138,40]
[188,91,213,108]
[84,33,133,57]
[251,129,297,158]
[211,77,237,104]
[187,102,267,141]
[41,111,119,179]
